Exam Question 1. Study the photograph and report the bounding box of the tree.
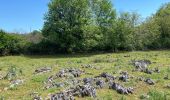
[0,30,27,55]
[42,0,91,53]
[135,17,160,49]
[155,3,170,48]
[90,0,116,50]
[113,12,141,51]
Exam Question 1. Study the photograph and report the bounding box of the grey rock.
[10,79,24,87]
[154,67,160,73]
[132,60,151,71]
[50,84,96,99]
[119,72,129,82]
[96,80,105,88]
[83,78,94,84]
[50,91,74,100]
[109,82,134,94]
[98,72,116,81]
[145,78,155,85]
[144,68,153,74]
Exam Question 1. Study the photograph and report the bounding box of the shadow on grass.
[23,51,130,59]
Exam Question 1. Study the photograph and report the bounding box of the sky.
[0,0,170,33]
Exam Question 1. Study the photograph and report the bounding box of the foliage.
[1,1,170,54]
[0,30,27,55]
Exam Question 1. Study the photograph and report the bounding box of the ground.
[0,50,170,100]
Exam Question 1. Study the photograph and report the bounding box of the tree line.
[0,0,170,55]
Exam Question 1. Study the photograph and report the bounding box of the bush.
[0,30,27,55]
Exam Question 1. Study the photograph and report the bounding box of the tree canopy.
[1,1,170,55]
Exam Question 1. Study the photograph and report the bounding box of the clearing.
[0,50,170,100]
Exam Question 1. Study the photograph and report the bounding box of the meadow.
[0,50,170,100]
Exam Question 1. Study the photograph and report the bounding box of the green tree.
[114,12,141,51]
[155,3,170,48]
[42,0,91,53]
[0,30,26,55]
[90,0,116,50]
[135,17,160,49]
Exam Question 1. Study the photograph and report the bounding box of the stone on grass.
[154,67,160,73]
[50,84,96,99]
[96,79,105,88]
[144,68,153,74]
[50,91,74,100]
[132,60,151,71]
[109,82,134,94]
[119,71,129,82]
[98,72,116,81]
[145,78,155,85]
[10,79,24,88]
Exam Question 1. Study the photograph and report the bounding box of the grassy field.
[0,50,170,100]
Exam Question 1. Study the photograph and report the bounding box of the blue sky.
[0,0,170,33]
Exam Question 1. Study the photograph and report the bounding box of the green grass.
[0,50,170,99]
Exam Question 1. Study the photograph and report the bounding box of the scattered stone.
[83,78,94,84]
[50,84,96,99]
[73,84,96,98]
[97,72,116,81]
[50,90,74,100]
[96,79,105,88]
[119,71,129,82]
[154,67,160,73]
[138,77,145,81]
[10,79,24,88]
[144,68,153,74]
[56,68,84,78]
[109,82,134,94]
[34,67,51,74]
[145,78,155,85]
[132,60,151,71]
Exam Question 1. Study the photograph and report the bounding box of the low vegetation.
[0,51,170,99]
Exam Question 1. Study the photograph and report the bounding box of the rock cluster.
[56,68,84,78]
[83,78,105,89]
[132,60,151,71]
[109,82,134,94]
[45,68,84,83]
[50,84,96,100]
[145,78,155,85]
[50,90,74,100]
[97,72,116,81]
[119,71,129,82]
[44,68,84,90]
